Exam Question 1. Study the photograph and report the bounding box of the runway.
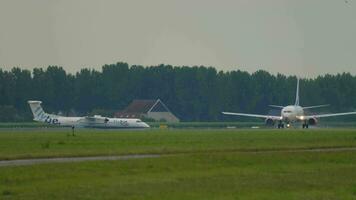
[1,146,356,167]
[0,154,160,167]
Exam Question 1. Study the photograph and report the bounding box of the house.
[115,99,180,122]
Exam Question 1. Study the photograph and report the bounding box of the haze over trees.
[0,62,356,122]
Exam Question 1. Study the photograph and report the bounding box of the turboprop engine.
[308,117,318,125]
[265,118,275,126]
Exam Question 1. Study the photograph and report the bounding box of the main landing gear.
[302,122,309,129]
[69,125,75,136]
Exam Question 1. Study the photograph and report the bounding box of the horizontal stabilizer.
[268,105,284,109]
[302,104,330,109]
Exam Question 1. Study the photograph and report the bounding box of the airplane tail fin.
[27,100,50,122]
[295,78,300,106]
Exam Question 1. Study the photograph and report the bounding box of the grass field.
[1,128,356,199]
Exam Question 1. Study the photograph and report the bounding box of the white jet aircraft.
[28,100,150,129]
[222,79,356,128]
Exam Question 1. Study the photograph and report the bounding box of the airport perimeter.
[1,128,356,199]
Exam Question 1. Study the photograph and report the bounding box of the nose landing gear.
[277,121,284,129]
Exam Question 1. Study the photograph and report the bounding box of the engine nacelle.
[265,118,275,126]
[308,118,318,126]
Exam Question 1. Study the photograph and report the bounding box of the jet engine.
[308,117,318,126]
[265,118,275,126]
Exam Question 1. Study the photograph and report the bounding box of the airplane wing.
[77,116,109,124]
[222,112,282,120]
[306,111,356,118]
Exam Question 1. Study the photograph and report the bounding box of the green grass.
[1,151,356,199]
[0,122,53,128]
[0,129,356,160]
[1,129,356,199]
[147,121,265,128]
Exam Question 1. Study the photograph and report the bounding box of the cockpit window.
[136,120,142,123]
[283,111,292,113]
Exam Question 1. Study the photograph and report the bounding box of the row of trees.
[1,62,356,121]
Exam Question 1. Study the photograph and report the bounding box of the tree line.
[1,62,356,122]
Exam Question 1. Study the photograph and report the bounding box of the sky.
[0,0,355,77]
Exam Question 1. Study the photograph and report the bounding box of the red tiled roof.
[115,99,177,119]
[121,100,156,113]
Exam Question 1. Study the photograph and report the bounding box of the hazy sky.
[0,0,355,76]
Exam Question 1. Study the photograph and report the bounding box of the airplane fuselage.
[28,100,150,129]
[38,115,150,128]
[280,105,304,123]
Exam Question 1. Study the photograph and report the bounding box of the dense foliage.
[0,62,356,121]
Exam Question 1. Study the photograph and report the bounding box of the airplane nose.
[143,123,150,128]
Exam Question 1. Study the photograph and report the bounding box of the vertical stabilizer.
[295,78,300,106]
[27,100,49,122]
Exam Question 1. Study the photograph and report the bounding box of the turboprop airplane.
[222,79,356,128]
[28,100,150,128]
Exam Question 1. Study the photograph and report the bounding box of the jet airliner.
[222,79,356,128]
[28,101,150,129]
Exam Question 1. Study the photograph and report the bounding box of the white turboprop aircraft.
[28,101,150,129]
[222,79,356,128]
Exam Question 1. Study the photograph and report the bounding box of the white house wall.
[147,112,180,123]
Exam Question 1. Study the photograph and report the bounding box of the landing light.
[287,124,291,128]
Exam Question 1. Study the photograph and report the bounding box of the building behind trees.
[115,99,180,123]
